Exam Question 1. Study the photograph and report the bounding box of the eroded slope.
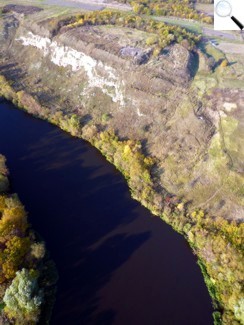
[0,8,243,220]
[0,6,244,324]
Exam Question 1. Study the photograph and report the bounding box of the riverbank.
[0,75,243,324]
[0,99,214,324]
[0,153,57,325]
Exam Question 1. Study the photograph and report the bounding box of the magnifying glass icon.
[215,0,244,30]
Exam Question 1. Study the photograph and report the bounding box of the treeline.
[64,10,201,52]
[0,76,243,324]
[183,211,244,324]
[0,154,57,325]
[50,112,244,325]
[116,0,213,23]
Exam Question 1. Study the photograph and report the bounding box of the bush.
[213,311,222,325]
[146,35,158,46]
[220,59,228,68]
[101,113,111,123]
[31,243,46,260]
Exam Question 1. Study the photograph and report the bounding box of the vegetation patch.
[0,153,57,325]
[117,0,213,23]
[62,9,201,51]
[0,76,243,324]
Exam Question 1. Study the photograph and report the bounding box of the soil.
[0,7,243,221]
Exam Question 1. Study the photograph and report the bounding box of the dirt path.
[69,0,131,11]
[43,0,131,11]
[43,0,104,10]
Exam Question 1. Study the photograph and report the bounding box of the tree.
[68,114,82,136]
[0,236,31,281]
[3,268,43,324]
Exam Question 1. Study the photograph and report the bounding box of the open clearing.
[217,42,244,55]
[195,3,213,15]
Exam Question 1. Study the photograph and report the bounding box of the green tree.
[3,268,43,324]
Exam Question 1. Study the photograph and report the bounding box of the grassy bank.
[0,75,243,324]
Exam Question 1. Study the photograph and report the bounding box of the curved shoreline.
[0,100,215,324]
[0,75,243,324]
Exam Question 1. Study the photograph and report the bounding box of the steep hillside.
[0,4,243,324]
[0,6,242,220]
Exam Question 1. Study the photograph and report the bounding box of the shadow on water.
[60,232,151,325]
[0,102,213,325]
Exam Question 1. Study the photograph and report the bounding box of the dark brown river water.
[0,101,213,325]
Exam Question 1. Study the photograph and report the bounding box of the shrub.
[101,113,111,123]
[31,243,46,260]
[146,35,158,46]
[220,59,228,68]
[213,311,222,325]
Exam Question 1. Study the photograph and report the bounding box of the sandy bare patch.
[217,42,244,55]
[223,102,237,112]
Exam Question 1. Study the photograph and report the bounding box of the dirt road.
[43,0,130,11]
[43,0,104,10]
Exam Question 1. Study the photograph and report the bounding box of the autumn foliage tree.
[0,157,51,324]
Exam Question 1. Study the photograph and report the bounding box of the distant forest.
[115,0,213,22]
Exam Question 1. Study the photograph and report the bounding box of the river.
[0,101,213,325]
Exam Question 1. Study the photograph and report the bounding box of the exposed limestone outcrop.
[0,8,243,220]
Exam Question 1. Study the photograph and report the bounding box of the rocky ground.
[0,2,243,222]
